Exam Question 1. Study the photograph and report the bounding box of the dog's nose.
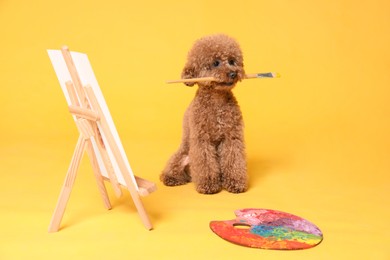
[228,72,237,79]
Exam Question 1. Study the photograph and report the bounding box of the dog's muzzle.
[228,71,237,79]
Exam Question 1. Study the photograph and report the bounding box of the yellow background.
[1,0,389,259]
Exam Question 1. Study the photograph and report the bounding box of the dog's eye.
[229,59,235,66]
[213,60,220,67]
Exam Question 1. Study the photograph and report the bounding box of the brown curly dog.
[161,34,248,194]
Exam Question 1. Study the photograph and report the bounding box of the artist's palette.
[210,208,323,250]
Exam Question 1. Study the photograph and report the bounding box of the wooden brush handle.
[166,77,215,84]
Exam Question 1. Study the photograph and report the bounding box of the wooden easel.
[48,47,156,232]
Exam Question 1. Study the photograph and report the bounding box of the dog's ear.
[181,65,197,87]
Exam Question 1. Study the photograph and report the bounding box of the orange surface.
[0,0,389,259]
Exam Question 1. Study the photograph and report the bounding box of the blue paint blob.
[251,225,293,239]
[251,225,321,241]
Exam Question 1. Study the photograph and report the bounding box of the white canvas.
[47,49,138,191]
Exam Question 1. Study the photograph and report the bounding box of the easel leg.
[48,135,86,232]
[128,188,153,230]
[85,142,112,210]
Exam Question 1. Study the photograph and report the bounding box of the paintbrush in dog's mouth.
[166,72,280,84]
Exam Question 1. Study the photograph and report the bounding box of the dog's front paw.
[195,182,222,194]
[223,177,248,193]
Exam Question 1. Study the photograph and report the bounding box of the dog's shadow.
[247,156,289,188]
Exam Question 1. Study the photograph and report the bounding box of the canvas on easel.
[47,46,156,232]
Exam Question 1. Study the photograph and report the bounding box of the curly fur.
[161,34,248,194]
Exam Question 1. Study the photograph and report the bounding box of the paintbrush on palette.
[166,72,280,84]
